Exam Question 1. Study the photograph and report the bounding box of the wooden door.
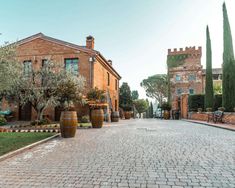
[55,106,63,121]
[19,103,32,121]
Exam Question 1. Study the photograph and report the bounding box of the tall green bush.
[205,26,214,109]
[119,82,133,111]
[222,3,235,112]
[188,94,205,112]
[189,94,222,112]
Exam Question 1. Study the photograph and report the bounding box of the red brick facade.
[189,112,235,124]
[1,33,121,121]
[168,46,203,106]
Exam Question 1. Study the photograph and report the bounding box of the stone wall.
[188,112,235,124]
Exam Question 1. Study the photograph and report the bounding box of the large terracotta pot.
[124,111,132,119]
[163,110,170,120]
[111,111,119,122]
[60,111,77,138]
[91,109,104,128]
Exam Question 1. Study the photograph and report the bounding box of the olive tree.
[0,42,85,121]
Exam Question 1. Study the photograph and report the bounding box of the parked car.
[155,108,163,118]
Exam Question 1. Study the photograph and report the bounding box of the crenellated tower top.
[168,46,202,58]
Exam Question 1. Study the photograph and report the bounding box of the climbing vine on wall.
[167,54,189,68]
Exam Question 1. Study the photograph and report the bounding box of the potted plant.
[161,102,171,120]
[87,87,106,128]
[56,72,85,138]
[197,108,203,113]
[0,115,7,126]
[123,105,132,120]
[218,107,225,112]
[206,107,212,112]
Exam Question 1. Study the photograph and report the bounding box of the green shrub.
[80,115,90,123]
[218,107,225,112]
[161,102,171,111]
[188,94,205,112]
[30,118,51,126]
[0,115,7,126]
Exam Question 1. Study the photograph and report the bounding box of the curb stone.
[182,119,235,132]
[0,133,60,162]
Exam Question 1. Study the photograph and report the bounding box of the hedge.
[188,94,205,112]
[188,94,222,112]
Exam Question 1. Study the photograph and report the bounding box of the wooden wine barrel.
[163,110,170,120]
[91,109,104,128]
[60,111,77,138]
[111,111,119,122]
[124,111,131,119]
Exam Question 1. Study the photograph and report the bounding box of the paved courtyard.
[0,119,234,188]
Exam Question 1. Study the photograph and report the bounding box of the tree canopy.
[131,90,139,100]
[141,74,168,106]
[119,82,133,111]
[133,99,148,117]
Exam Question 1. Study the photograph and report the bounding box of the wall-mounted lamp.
[89,57,95,62]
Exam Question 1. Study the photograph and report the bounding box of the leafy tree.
[222,2,235,111]
[119,82,133,111]
[213,83,222,95]
[0,49,84,122]
[18,62,85,121]
[0,42,20,94]
[131,90,139,100]
[56,71,86,110]
[141,74,168,107]
[205,26,214,109]
[133,99,148,117]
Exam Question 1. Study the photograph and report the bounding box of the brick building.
[167,46,222,110]
[202,68,222,92]
[1,33,121,121]
[167,47,203,103]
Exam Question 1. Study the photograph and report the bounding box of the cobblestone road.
[0,119,234,188]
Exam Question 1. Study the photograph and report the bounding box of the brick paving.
[0,119,234,188]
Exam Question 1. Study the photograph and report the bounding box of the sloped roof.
[202,68,222,75]
[17,32,96,54]
[17,33,121,79]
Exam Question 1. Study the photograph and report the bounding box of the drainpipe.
[89,57,95,88]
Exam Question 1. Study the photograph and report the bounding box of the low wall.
[188,112,235,124]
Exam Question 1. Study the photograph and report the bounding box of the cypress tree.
[205,26,214,109]
[150,102,154,118]
[222,3,235,112]
[145,99,150,118]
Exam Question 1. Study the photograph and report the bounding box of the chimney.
[107,60,112,66]
[86,35,94,49]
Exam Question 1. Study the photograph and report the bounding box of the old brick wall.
[93,57,119,111]
[189,112,235,124]
[7,36,120,121]
[168,47,203,101]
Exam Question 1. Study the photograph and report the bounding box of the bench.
[213,110,224,123]
[207,110,224,124]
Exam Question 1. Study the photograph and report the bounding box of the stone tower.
[167,46,202,108]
